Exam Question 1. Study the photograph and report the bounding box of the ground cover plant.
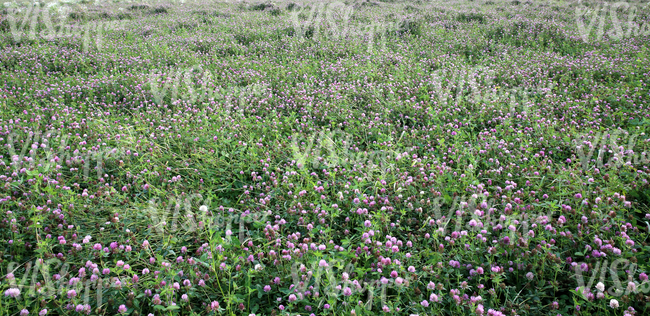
[1,0,650,315]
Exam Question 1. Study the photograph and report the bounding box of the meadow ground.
[1,0,650,315]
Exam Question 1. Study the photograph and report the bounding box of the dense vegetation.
[1,0,649,315]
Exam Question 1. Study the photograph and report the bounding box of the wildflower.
[289,294,297,302]
[525,272,534,280]
[20,309,29,316]
[39,310,47,316]
[4,288,20,298]
[610,299,619,308]
[421,300,429,307]
[211,301,220,311]
[182,294,189,302]
[118,305,127,314]
[475,304,484,315]
[596,282,605,292]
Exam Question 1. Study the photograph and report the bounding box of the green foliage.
[456,12,485,24]
[396,19,422,36]
[1,0,650,315]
